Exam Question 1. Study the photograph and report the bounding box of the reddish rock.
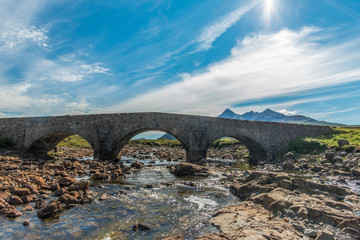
[23,220,30,226]
[7,208,22,218]
[169,162,210,177]
[92,173,110,180]
[21,195,33,203]
[7,195,23,205]
[68,180,90,192]
[58,193,78,204]
[13,188,31,196]
[37,201,62,219]
[48,183,60,191]
[22,206,34,211]
[130,161,144,169]
[30,176,45,185]
[58,177,77,186]
[35,199,47,209]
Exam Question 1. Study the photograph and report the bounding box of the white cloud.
[195,0,259,51]
[276,109,298,116]
[105,27,360,116]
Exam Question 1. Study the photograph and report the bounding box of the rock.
[7,195,23,205]
[37,201,62,219]
[338,139,349,148]
[35,199,47,209]
[68,180,90,192]
[13,188,31,196]
[282,152,294,161]
[169,162,210,177]
[48,183,60,191]
[58,193,78,204]
[21,195,33,203]
[130,161,144,169]
[22,206,33,211]
[162,235,185,240]
[23,220,30,226]
[324,151,337,161]
[99,194,107,201]
[7,208,22,218]
[55,188,67,197]
[30,176,45,185]
[351,167,360,177]
[58,177,77,186]
[316,229,334,240]
[206,201,302,239]
[282,161,295,171]
[132,223,151,231]
[304,228,318,238]
[92,173,110,180]
[144,184,154,189]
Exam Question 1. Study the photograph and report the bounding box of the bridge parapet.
[0,112,333,163]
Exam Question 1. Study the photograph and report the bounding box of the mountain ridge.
[218,108,345,126]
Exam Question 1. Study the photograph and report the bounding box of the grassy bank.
[289,127,360,154]
[56,135,92,149]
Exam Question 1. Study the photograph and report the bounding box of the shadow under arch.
[113,128,188,159]
[207,135,267,165]
[27,131,94,158]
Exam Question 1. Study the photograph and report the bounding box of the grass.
[289,127,360,154]
[56,135,92,149]
[128,138,183,147]
[211,137,240,148]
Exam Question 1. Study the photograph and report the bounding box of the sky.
[1,0,360,125]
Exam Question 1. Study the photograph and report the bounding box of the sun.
[264,0,276,22]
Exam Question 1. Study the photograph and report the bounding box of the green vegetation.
[56,135,92,149]
[129,138,183,147]
[289,127,360,154]
[211,137,240,148]
[0,135,13,149]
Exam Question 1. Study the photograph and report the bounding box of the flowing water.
[0,158,239,240]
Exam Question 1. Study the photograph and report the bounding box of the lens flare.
[264,0,275,22]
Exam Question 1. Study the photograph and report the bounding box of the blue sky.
[1,0,360,125]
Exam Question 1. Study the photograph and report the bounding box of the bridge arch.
[27,131,96,158]
[205,134,267,165]
[112,128,189,159]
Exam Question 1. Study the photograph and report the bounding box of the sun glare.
[264,0,276,22]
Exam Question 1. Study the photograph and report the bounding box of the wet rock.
[7,195,23,205]
[21,195,33,203]
[23,220,30,226]
[22,206,33,211]
[58,193,78,204]
[92,173,110,180]
[13,188,31,196]
[68,180,90,192]
[351,167,360,177]
[130,161,144,169]
[132,223,151,231]
[99,194,107,201]
[169,162,210,177]
[7,208,22,218]
[35,199,47,209]
[58,177,77,186]
[37,201,62,219]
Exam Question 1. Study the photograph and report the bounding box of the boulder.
[58,193,78,204]
[92,173,110,180]
[169,162,210,177]
[132,223,151,231]
[34,199,47,209]
[7,208,22,218]
[68,180,90,192]
[282,161,295,171]
[37,201,62,219]
[13,188,31,196]
[130,161,144,169]
[58,177,77,186]
[7,195,23,205]
[338,139,349,148]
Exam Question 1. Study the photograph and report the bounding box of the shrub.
[289,138,327,154]
[0,136,13,149]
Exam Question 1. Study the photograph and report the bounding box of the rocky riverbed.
[0,145,360,239]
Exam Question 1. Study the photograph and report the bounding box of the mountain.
[218,109,345,126]
[158,133,177,140]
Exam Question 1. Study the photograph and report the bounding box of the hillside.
[218,109,345,126]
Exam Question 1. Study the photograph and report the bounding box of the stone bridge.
[0,112,333,164]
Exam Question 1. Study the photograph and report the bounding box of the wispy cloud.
[105,27,360,116]
[195,0,260,51]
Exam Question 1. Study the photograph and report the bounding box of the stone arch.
[27,131,95,158]
[113,128,189,159]
[206,135,267,165]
